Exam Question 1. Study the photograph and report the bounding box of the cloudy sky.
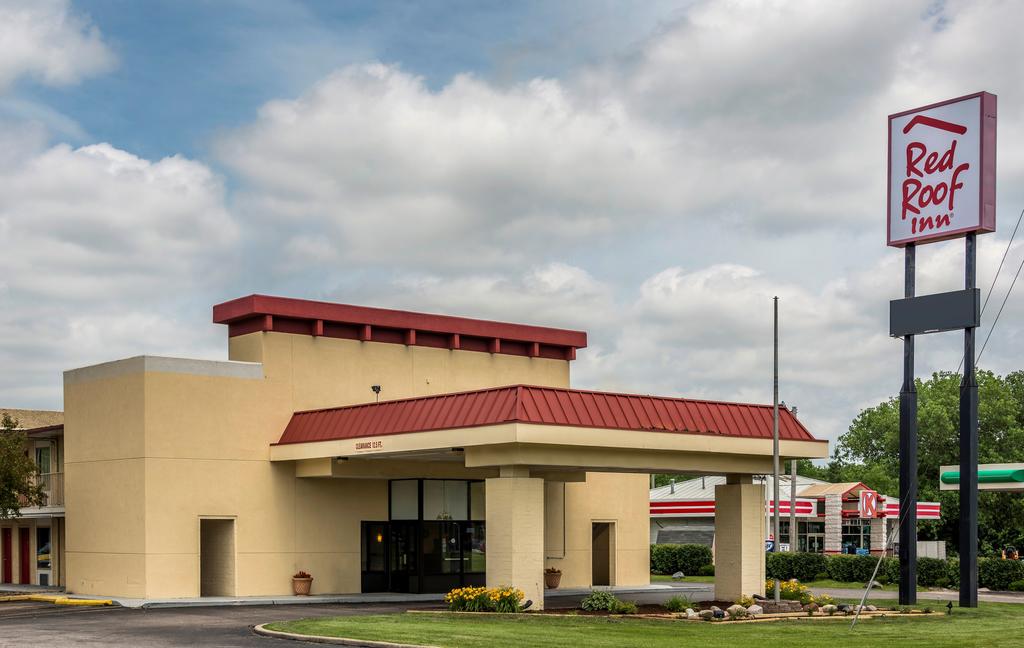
[3,0,1024,450]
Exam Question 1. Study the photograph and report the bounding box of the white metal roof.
[650,474,829,502]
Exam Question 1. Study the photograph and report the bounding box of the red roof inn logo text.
[888,92,996,247]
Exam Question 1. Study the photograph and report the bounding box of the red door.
[19,528,30,584]
[1,528,10,583]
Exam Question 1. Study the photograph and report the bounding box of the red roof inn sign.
[888,92,996,247]
[888,91,996,611]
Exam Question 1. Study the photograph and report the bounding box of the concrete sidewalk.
[812,586,1024,604]
[68,583,684,609]
[0,583,64,594]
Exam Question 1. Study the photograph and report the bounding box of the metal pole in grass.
[851,503,913,629]
[772,296,781,605]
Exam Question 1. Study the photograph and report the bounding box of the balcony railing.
[35,472,64,507]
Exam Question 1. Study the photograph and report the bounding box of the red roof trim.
[276,384,822,446]
[213,295,587,360]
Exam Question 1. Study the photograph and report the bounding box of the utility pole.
[772,296,781,604]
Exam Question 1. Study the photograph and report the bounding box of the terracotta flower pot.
[292,577,313,595]
[544,571,562,589]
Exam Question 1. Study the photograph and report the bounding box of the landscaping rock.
[726,605,747,618]
[712,609,725,619]
[802,603,818,612]
[866,605,877,612]
[747,604,763,616]
[752,594,767,601]
[699,610,714,620]
[710,606,722,612]
[671,571,685,580]
[837,604,852,615]
[686,610,700,620]
[870,581,883,589]
[821,604,838,615]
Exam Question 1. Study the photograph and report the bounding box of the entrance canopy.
[270,385,828,476]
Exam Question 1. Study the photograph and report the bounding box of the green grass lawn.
[266,602,1023,648]
[650,574,921,591]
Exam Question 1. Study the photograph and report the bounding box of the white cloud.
[0,138,238,407]
[0,0,115,91]
[218,63,683,270]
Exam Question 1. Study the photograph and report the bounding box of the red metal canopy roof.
[214,295,586,361]
[276,385,818,445]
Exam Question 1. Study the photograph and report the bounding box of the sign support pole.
[772,296,780,604]
[898,243,918,606]
[960,233,979,607]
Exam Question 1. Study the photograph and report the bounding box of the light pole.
[772,296,780,604]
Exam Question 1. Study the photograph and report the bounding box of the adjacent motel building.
[651,475,942,557]
[10,295,829,606]
[0,410,65,588]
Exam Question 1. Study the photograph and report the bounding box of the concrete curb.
[253,623,440,647]
[0,594,114,607]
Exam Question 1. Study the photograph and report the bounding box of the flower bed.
[444,586,524,613]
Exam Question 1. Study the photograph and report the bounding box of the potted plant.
[292,570,313,595]
[544,567,562,589]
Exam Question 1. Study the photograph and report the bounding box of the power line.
[976,246,1024,365]
[956,206,1024,374]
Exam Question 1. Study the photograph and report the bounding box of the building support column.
[869,517,886,556]
[824,494,842,554]
[714,475,765,601]
[486,467,545,610]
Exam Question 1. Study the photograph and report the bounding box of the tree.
[826,371,1024,554]
[0,412,44,520]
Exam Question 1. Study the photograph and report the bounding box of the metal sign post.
[898,244,918,605]
[960,233,980,607]
[887,92,996,609]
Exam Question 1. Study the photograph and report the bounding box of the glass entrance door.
[361,520,485,593]
[389,521,418,593]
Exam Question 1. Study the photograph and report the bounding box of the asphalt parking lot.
[0,600,441,647]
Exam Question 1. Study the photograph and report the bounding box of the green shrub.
[1008,580,1024,592]
[664,595,693,613]
[765,552,829,582]
[917,557,948,587]
[581,590,619,612]
[825,554,872,582]
[884,556,900,585]
[979,558,1024,591]
[947,558,960,589]
[650,544,714,575]
[698,563,715,577]
[815,571,831,581]
[612,600,638,614]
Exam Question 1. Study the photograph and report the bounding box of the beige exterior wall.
[713,479,766,601]
[64,332,570,598]
[544,472,649,589]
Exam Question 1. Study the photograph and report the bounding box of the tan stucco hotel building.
[58,295,827,607]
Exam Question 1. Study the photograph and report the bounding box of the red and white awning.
[650,498,816,518]
[883,500,941,520]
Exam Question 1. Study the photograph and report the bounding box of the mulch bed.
[537,604,671,616]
